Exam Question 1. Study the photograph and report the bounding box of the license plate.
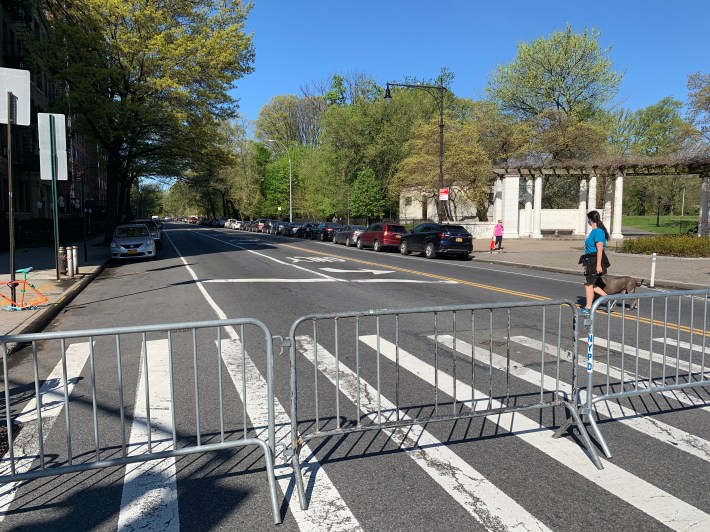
[128,249,137,255]
[455,237,463,242]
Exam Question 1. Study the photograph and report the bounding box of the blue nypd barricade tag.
[587,333,594,372]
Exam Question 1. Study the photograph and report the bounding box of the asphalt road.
[2,223,709,531]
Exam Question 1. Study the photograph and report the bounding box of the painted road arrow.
[319,267,395,275]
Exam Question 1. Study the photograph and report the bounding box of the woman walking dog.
[579,210,610,316]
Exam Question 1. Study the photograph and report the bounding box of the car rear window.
[386,225,406,233]
[116,226,148,238]
[442,225,470,236]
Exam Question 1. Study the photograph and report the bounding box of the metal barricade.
[0,318,281,524]
[575,289,710,460]
[286,299,602,509]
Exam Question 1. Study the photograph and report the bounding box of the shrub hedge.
[619,235,710,257]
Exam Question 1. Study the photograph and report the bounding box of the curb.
[479,257,706,292]
[7,260,109,354]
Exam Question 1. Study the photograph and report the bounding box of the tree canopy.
[37,0,255,239]
[487,24,623,120]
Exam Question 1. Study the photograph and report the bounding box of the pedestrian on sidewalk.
[579,210,610,316]
[493,220,504,250]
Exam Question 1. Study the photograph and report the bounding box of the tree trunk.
[103,146,122,244]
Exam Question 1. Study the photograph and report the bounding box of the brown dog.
[602,276,644,311]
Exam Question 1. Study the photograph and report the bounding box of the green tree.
[487,24,623,120]
[393,117,490,220]
[38,0,255,241]
[349,169,385,221]
[688,72,710,146]
[630,97,697,156]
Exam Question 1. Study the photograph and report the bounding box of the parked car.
[296,223,317,238]
[356,223,407,251]
[132,218,163,249]
[262,220,276,234]
[277,221,293,235]
[110,223,157,261]
[284,222,304,236]
[399,223,473,259]
[311,222,342,241]
[225,218,237,229]
[333,225,366,246]
[270,221,286,234]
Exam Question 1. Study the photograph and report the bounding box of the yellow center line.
[277,242,708,336]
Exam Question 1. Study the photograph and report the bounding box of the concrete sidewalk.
[1,238,108,338]
[1,235,709,340]
[478,237,710,291]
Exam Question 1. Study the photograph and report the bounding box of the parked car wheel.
[425,241,436,259]
[400,241,410,255]
[344,237,351,246]
[373,239,381,252]
[356,238,363,249]
[320,232,326,241]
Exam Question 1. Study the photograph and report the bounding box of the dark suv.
[133,218,163,249]
[312,222,342,241]
[399,223,472,259]
[356,223,407,251]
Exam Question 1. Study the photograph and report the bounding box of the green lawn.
[622,215,697,235]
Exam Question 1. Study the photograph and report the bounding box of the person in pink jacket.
[493,220,504,250]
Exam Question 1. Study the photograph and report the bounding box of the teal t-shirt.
[584,227,606,254]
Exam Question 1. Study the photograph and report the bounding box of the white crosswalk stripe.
[295,335,552,531]
[359,335,710,531]
[582,336,710,409]
[171,230,361,530]
[443,333,710,463]
[218,336,362,531]
[117,340,179,531]
[0,342,92,523]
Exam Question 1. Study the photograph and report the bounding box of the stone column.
[524,178,533,236]
[502,173,520,238]
[602,177,613,229]
[584,173,597,233]
[611,172,624,240]
[576,177,588,235]
[700,176,710,237]
[532,174,543,239]
[493,177,503,222]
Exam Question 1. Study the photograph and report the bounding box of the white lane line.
[0,342,92,522]
[436,334,710,464]
[218,339,361,531]
[118,340,179,532]
[359,335,710,531]
[351,279,458,284]
[295,336,551,532]
[654,337,710,356]
[319,268,395,275]
[165,231,361,531]
[203,278,337,283]
[582,337,709,409]
[194,232,338,280]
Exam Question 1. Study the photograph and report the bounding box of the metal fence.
[1,318,281,524]
[571,288,710,461]
[285,299,602,510]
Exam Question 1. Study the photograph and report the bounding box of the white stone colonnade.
[492,167,710,240]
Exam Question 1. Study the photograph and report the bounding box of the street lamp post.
[384,81,446,222]
[267,139,292,222]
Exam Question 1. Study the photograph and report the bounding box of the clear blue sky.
[233,0,709,126]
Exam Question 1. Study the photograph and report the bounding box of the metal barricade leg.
[553,402,604,470]
[585,412,613,460]
[258,440,283,524]
[290,443,308,510]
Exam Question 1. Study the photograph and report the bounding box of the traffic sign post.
[1,68,31,304]
[38,112,68,280]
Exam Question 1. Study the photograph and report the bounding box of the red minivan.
[356,223,407,252]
